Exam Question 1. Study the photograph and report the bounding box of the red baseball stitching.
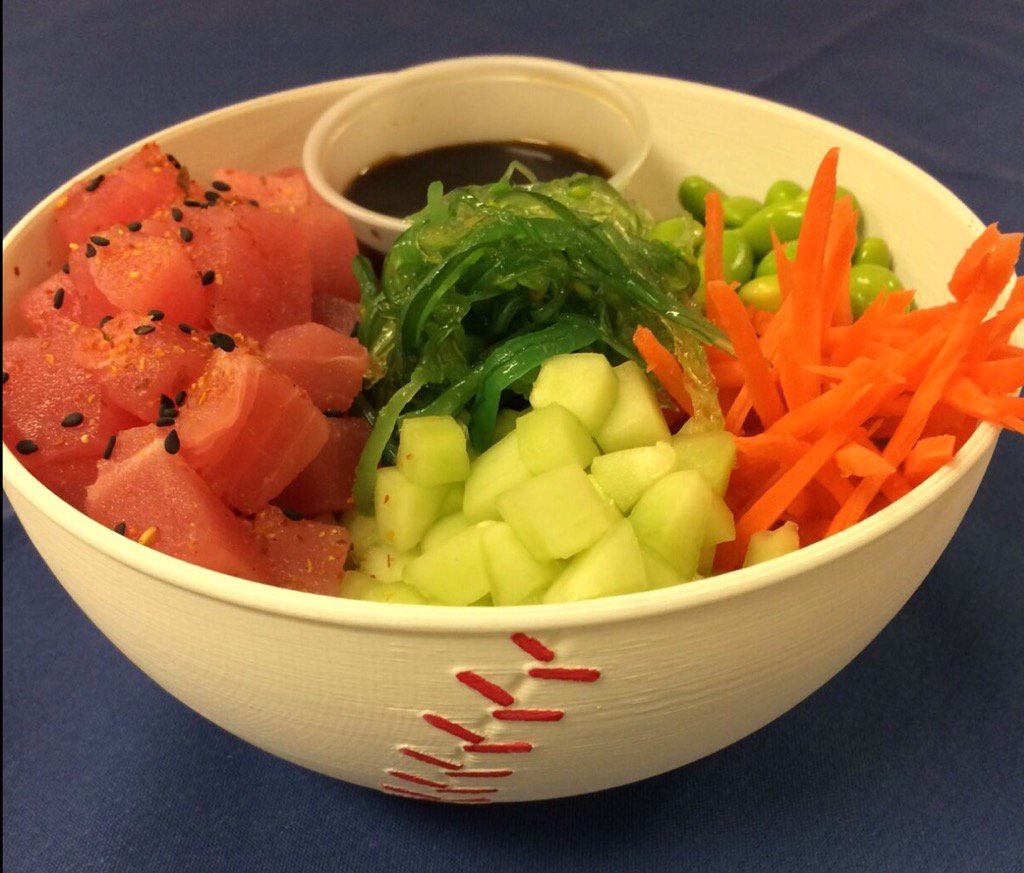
[380,632,600,803]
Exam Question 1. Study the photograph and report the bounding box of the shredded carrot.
[903,435,956,485]
[703,192,725,285]
[632,326,695,416]
[835,442,896,478]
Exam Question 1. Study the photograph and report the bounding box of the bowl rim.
[301,54,653,239]
[1,67,999,634]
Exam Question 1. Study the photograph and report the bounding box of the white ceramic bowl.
[2,68,1005,804]
[303,56,651,249]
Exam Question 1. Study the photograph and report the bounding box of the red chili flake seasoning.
[164,429,180,455]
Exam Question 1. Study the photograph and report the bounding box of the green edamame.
[739,200,806,258]
[738,274,782,312]
[765,179,802,205]
[652,214,705,253]
[853,236,892,269]
[678,175,724,223]
[697,230,755,287]
[755,241,799,277]
[722,196,762,229]
[849,264,904,318]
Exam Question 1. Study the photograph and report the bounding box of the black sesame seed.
[156,416,177,427]
[183,199,203,208]
[126,221,142,232]
[323,409,345,418]
[89,235,110,247]
[61,262,71,274]
[148,309,165,322]
[209,331,235,352]
[248,199,260,207]
[2,371,8,385]
[200,269,216,286]
[159,407,179,419]
[179,227,194,243]
[164,429,180,454]
[211,180,231,192]
[174,390,187,406]
[204,190,220,203]
[84,174,105,193]
[53,287,66,309]
[103,434,117,459]
[178,323,194,335]
[85,243,97,258]
[166,153,181,169]
[171,207,183,222]
[280,506,303,521]
[133,324,156,336]
[114,521,127,535]
[15,439,39,455]
[99,315,114,329]
[61,411,85,428]
[159,393,175,409]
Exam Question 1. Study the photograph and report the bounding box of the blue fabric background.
[4,1,1023,870]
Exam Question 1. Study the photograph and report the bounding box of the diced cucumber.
[440,483,465,516]
[397,416,471,486]
[529,352,618,435]
[743,521,800,568]
[340,572,428,604]
[481,522,561,605]
[403,524,491,605]
[671,429,736,496]
[374,467,448,552]
[515,404,598,474]
[641,545,686,590]
[543,520,646,603]
[462,431,532,522]
[496,464,621,561]
[341,511,382,562]
[596,361,670,453]
[493,408,523,442]
[629,469,713,578]
[360,542,418,583]
[339,571,376,599]
[421,512,470,551]
[589,441,676,512]
[697,495,736,576]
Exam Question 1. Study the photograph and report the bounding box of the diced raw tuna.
[275,416,370,516]
[78,225,207,327]
[177,351,329,513]
[263,322,368,412]
[19,270,112,336]
[73,312,210,420]
[214,166,360,300]
[85,440,265,579]
[3,334,138,464]
[54,144,187,249]
[312,293,359,336]
[187,203,311,341]
[251,506,350,595]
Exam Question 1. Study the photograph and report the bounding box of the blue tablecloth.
[4,1,1023,870]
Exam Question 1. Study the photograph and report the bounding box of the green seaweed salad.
[351,169,732,513]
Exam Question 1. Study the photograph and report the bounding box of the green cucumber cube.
[462,431,532,522]
[671,430,736,496]
[629,469,713,578]
[341,511,382,562]
[496,464,620,561]
[440,483,465,515]
[360,542,418,583]
[481,522,561,605]
[589,441,676,512]
[340,572,428,604]
[397,415,471,486]
[403,524,491,605]
[543,520,646,603]
[421,512,470,551]
[515,404,599,474]
[743,521,800,567]
[641,545,687,590]
[596,361,671,453]
[529,353,618,435]
[697,495,736,575]
[374,467,448,552]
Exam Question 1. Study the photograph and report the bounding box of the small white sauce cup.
[303,55,652,250]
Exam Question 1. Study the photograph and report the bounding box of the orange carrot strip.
[709,358,746,389]
[968,276,1024,356]
[632,326,694,415]
[948,223,1002,300]
[822,195,858,329]
[707,281,787,429]
[903,435,955,485]
[704,192,725,285]
[834,442,897,478]
[943,375,1024,433]
[961,356,1024,393]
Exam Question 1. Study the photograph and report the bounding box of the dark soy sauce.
[344,140,610,220]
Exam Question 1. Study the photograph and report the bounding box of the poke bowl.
[2,63,1019,803]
